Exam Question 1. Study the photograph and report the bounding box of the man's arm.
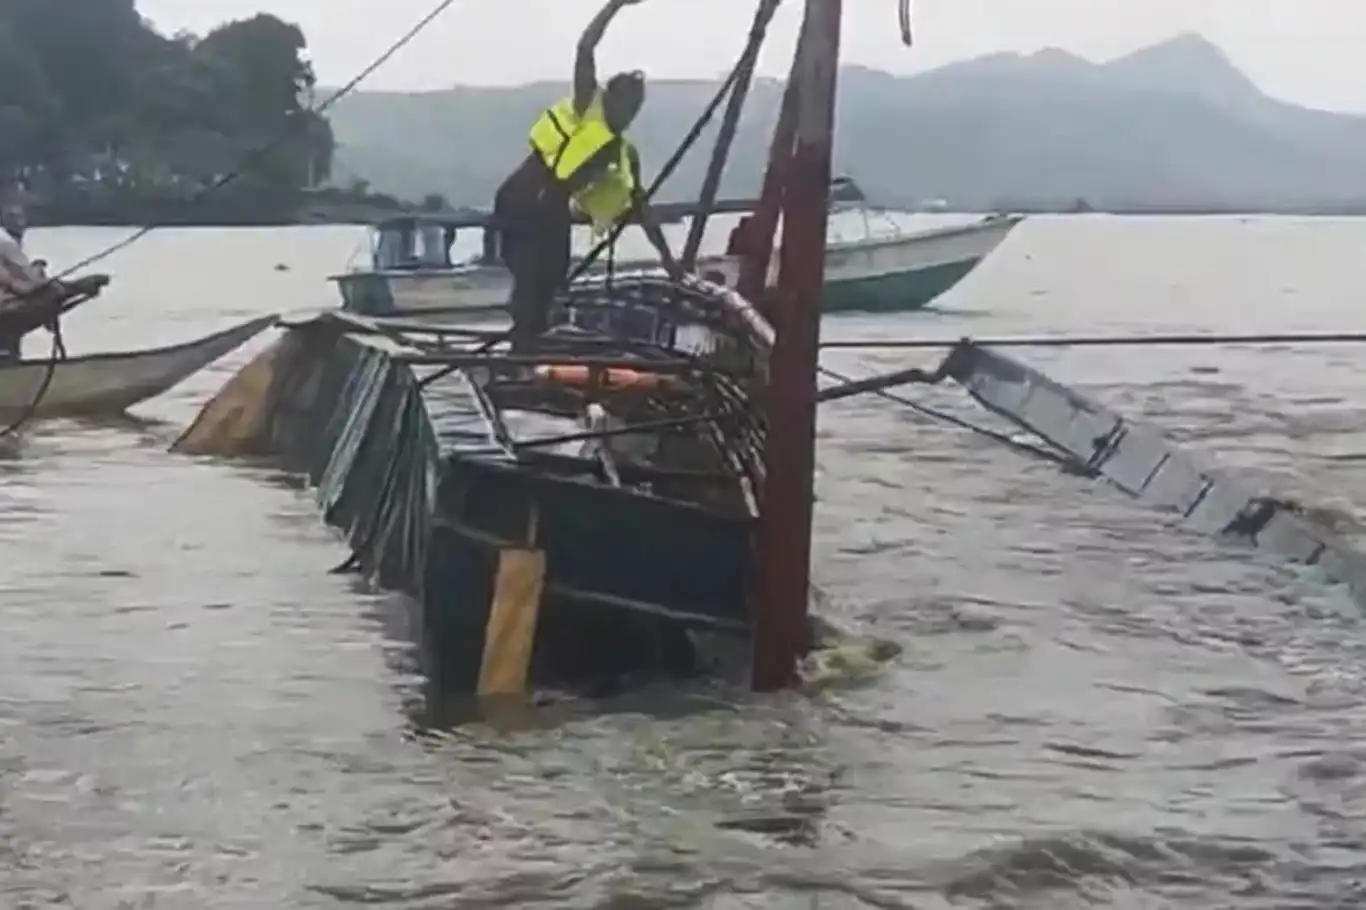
[573,0,641,114]
[0,266,40,295]
[0,238,43,296]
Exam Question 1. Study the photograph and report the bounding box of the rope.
[605,234,616,294]
[0,317,67,438]
[899,0,914,45]
[820,330,1366,350]
[566,0,781,284]
[0,284,98,437]
[680,0,782,268]
[49,0,461,281]
[0,0,460,436]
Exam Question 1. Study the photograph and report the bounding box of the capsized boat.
[328,185,1021,319]
[174,270,782,696]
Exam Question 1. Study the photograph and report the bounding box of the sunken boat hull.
[174,273,771,696]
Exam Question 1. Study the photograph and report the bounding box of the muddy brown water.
[4,215,1366,907]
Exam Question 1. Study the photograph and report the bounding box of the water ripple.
[7,219,1366,906]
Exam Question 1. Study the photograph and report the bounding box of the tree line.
[0,0,341,224]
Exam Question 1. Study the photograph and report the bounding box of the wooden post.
[735,21,806,309]
[680,0,782,270]
[751,0,842,692]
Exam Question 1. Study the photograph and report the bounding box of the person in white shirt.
[0,201,42,297]
[0,200,44,361]
[0,197,107,362]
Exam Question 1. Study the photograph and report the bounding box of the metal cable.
[817,363,1076,465]
[821,330,1366,350]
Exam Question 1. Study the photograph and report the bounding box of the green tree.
[190,14,332,194]
[0,1,336,220]
[0,22,58,172]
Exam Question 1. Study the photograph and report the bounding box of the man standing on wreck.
[494,0,681,351]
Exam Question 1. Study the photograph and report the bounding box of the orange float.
[533,364,678,392]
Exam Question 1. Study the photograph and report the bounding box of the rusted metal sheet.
[309,334,438,594]
[942,342,1366,601]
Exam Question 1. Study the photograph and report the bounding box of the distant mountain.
[323,34,1366,211]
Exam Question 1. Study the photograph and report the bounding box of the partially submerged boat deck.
[945,342,1366,603]
[821,339,1366,609]
[175,271,776,695]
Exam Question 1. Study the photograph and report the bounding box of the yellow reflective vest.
[528,92,636,234]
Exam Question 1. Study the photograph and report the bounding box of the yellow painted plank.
[476,548,546,696]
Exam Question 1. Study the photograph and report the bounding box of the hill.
[324,34,1366,213]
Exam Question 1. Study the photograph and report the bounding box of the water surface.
[4,215,1366,907]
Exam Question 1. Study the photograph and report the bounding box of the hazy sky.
[136,0,1365,112]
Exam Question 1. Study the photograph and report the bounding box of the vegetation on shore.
[0,0,421,225]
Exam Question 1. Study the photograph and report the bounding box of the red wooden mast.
[750,0,843,691]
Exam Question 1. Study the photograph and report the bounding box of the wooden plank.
[476,548,547,696]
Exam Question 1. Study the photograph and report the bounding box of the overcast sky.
[136,0,1365,112]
